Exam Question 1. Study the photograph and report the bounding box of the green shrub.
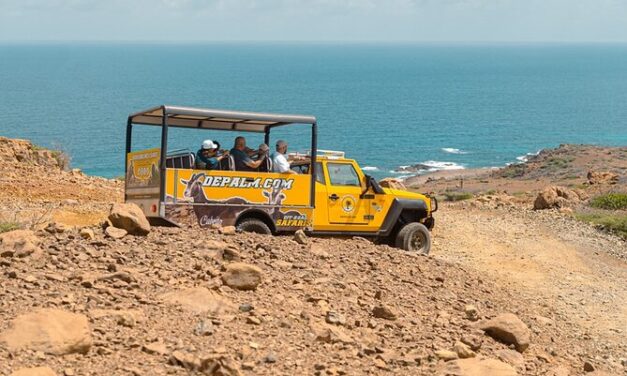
[500,165,525,178]
[589,193,627,210]
[442,192,474,202]
[0,221,21,234]
[576,213,627,239]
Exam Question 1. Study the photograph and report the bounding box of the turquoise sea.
[1,43,626,178]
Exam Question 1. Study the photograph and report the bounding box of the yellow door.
[325,162,370,225]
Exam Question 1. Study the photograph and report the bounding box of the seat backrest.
[166,152,195,170]
[228,155,235,171]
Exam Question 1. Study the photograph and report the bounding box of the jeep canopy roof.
[129,105,317,133]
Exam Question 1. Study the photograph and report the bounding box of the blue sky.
[1,0,626,42]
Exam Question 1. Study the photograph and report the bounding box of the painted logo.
[341,195,356,213]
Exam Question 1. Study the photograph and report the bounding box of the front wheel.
[237,218,272,235]
[395,222,431,254]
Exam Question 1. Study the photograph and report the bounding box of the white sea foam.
[421,160,465,171]
[362,166,379,171]
[441,147,468,154]
[392,161,465,176]
[515,149,542,163]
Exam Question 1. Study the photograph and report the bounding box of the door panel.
[326,162,370,225]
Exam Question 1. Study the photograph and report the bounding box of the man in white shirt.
[272,140,296,174]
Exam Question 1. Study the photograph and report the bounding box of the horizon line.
[1,40,627,45]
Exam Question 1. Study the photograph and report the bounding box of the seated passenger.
[196,139,229,170]
[229,136,266,171]
[272,140,296,174]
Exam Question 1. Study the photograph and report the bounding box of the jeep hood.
[383,188,427,201]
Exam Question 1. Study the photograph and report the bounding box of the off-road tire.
[237,218,272,235]
[395,222,431,254]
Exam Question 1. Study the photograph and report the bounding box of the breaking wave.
[422,160,465,171]
[441,147,468,154]
[362,166,379,171]
[515,149,542,163]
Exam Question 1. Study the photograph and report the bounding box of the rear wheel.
[237,218,272,235]
[395,222,431,254]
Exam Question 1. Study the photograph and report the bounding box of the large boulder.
[108,203,150,235]
[479,313,531,353]
[10,367,57,376]
[0,230,41,258]
[440,357,518,376]
[0,309,92,355]
[587,171,619,185]
[221,263,263,291]
[533,186,581,210]
[379,178,407,191]
[161,287,235,315]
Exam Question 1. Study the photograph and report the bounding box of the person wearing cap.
[196,139,228,170]
[272,140,296,174]
[230,136,266,171]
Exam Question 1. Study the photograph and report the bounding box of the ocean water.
[1,43,626,179]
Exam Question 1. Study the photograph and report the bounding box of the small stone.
[294,229,307,244]
[435,350,459,361]
[264,353,277,363]
[222,263,263,291]
[247,316,262,325]
[464,305,479,321]
[219,226,237,235]
[143,342,169,356]
[583,361,595,372]
[453,341,476,359]
[479,313,531,353]
[239,303,254,312]
[461,335,483,351]
[105,226,127,239]
[108,203,150,235]
[79,228,95,240]
[325,311,346,326]
[372,305,397,320]
[64,369,75,376]
[194,320,214,336]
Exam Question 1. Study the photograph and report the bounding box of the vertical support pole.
[124,117,132,202]
[159,107,169,211]
[264,128,270,147]
[309,122,317,208]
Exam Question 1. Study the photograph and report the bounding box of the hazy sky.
[1,0,626,42]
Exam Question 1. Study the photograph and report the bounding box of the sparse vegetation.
[442,191,474,202]
[499,165,525,178]
[589,193,627,210]
[576,212,627,239]
[51,150,71,170]
[540,156,574,170]
[0,221,21,234]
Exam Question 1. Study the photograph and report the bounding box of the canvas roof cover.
[129,105,317,133]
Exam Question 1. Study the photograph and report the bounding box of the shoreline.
[402,167,497,186]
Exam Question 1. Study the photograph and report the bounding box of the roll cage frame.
[125,105,318,208]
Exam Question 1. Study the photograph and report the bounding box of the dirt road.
[433,202,627,369]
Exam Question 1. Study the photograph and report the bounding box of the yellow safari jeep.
[124,105,437,253]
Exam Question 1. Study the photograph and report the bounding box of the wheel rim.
[409,231,426,252]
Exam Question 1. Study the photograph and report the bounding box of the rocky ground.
[0,137,625,376]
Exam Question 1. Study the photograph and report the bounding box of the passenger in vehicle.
[196,139,229,170]
[230,136,266,171]
[272,140,296,174]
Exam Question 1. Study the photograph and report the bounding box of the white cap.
[201,140,218,150]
